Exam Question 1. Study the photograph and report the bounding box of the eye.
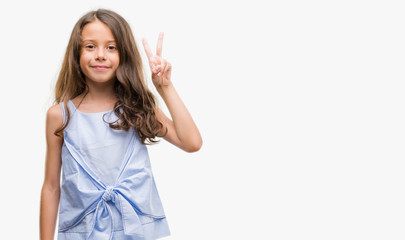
[85,45,95,49]
[107,45,117,50]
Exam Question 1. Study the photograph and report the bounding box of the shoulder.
[46,103,64,138]
[46,103,63,123]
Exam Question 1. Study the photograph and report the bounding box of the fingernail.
[157,72,161,76]
[156,65,161,70]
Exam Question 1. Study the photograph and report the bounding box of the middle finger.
[156,32,164,57]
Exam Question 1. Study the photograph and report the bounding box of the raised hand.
[142,32,172,88]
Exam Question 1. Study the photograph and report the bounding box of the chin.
[86,76,116,83]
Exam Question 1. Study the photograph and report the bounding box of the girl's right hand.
[142,32,172,89]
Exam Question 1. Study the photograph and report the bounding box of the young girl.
[40,9,202,240]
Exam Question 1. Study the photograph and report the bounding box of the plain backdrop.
[0,0,404,239]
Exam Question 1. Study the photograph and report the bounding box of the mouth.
[91,65,110,71]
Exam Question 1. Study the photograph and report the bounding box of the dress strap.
[59,101,69,125]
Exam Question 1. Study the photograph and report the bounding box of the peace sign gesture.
[142,32,172,88]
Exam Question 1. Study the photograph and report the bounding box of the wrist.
[156,82,174,96]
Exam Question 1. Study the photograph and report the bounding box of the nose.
[95,49,106,61]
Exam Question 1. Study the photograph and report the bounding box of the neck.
[81,79,117,103]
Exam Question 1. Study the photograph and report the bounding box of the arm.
[142,32,202,152]
[40,104,63,240]
[155,83,202,152]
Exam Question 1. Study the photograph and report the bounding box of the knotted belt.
[86,185,146,240]
[58,181,167,240]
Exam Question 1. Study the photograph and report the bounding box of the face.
[80,19,119,84]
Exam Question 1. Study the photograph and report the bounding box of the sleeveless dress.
[57,100,170,240]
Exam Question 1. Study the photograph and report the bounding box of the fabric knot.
[102,186,115,202]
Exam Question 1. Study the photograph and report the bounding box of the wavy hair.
[53,9,166,144]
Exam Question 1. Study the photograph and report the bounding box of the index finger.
[156,32,164,57]
[142,38,154,61]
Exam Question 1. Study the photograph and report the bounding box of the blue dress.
[57,100,171,240]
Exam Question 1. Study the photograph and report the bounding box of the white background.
[0,0,404,239]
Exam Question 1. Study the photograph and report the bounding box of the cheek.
[112,55,120,68]
[79,58,84,69]
[79,54,89,69]
[80,52,91,62]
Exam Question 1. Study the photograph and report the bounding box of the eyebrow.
[81,39,117,44]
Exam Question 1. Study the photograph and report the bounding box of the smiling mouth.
[91,66,110,70]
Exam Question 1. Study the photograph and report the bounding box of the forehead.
[81,19,115,42]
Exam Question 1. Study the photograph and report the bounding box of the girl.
[40,9,202,240]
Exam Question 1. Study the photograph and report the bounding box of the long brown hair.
[54,9,166,144]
